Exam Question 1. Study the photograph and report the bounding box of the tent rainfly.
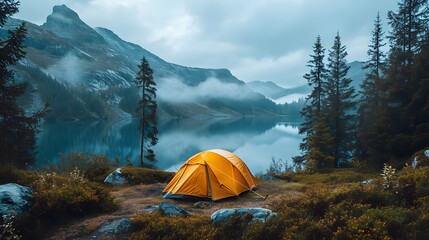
[162,149,258,201]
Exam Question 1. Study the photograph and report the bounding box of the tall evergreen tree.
[296,35,335,170]
[357,12,386,161]
[0,0,46,168]
[386,0,428,106]
[407,34,429,152]
[135,57,158,167]
[300,35,327,136]
[371,0,429,161]
[325,32,357,167]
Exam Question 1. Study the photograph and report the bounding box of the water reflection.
[36,116,302,174]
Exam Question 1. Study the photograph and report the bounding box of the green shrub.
[29,171,117,220]
[121,167,174,185]
[14,170,117,238]
[242,216,285,240]
[52,153,117,182]
[334,214,389,240]
[0,164,38,185]
[131,212,215,240]
[335,207,416,239]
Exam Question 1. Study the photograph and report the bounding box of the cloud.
[232,50,307,87]
[46,52,85,85]
[157,77,255,103]
[16,0,398,87]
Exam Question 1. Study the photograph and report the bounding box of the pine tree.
[325,32,357,167]
[300,35,327,136]
[296,35,332,170]
[386,0,428,107]
[404,32,429,153]
[135,57,158,167]
[372,0,429,161]
[0,0,46,167]
[357,12,386,161]
[304,116,335,171]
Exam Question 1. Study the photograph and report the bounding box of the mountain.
[247,61,368,104]
[247,81,310,103]
[1,5,286,120]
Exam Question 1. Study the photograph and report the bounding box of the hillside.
[0,5,287,120]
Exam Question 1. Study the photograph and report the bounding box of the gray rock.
[97,218,132,235]
[412,156,419,169]
[0,183,34,217]
[211,208,276,223]
[104,168,126,185]
[424,149,429,158]
[159,202,189,217]
[360,179,373,184]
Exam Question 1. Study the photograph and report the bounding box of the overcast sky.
[15,0,398,88]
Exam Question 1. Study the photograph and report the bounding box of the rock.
[412,156,419,169]
[104,168,126,185]
[97,218,132,235]
[193,201,212,209]
[360,179,373,185]
[424,149,429,158]
[0,183,34,217]
[159,202,189,217]
[211,208,276,223]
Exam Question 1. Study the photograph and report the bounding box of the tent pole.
[205,164,214,201]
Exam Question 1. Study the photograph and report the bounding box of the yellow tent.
[162,149,258,201]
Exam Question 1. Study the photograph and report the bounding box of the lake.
[35,116,303,175]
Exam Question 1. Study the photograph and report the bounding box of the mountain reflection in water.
[36,116,303,174]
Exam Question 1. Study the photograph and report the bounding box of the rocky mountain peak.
[42,5,104,43]
[44,5,83,28]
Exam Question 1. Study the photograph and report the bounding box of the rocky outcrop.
[0,183,34,217]
[211,208,276,223]
[97,218,132,235]
[159,202,189,217]
[104,168,126,185]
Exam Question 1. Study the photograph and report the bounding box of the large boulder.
[159,202,189,217]
[211,208,276,223]
[104,168,126,185]
[97,218,132,235]
[0,183,34,217]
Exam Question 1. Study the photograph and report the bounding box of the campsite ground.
[46,180,305,239]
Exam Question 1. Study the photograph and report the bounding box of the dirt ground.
[46,180,304,239]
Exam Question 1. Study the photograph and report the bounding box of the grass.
[279,168,377,184]
[120,166,174,185]
[126,166,429,240]
[3,152,429,239]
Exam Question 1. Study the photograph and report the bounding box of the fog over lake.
[36,116,302,175]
